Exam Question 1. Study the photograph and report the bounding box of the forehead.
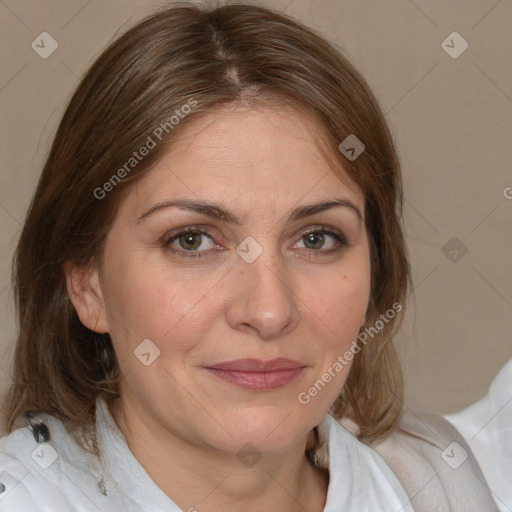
[124,103,364,218]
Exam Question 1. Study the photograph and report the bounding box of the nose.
[225,248,300,340]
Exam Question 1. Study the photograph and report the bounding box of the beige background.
[0,0,511,433]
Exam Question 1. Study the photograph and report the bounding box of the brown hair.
[4,2,411,455]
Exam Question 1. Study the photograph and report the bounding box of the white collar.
[95,398,414,511]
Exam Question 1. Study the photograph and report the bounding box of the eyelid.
[294,224,349,244]
[163,224,222,244]
[163,223,348,244]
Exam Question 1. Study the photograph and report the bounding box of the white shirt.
[0,396,499,511]
[445,359,512,512]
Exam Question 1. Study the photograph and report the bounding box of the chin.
[203,409,315,456]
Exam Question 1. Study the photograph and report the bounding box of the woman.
[0,3,499,511]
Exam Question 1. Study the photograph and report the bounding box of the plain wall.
[1,0,511,433]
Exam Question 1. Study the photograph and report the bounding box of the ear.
[63,261,109,333]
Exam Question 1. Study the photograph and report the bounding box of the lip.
[203,358,306,390]
[206,358,305,371]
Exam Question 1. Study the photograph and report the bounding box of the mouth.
[203,358,306,390]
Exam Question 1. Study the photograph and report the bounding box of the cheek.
[308,263,371,342]
[296,265,370,407]
[100,253,225,354]
[334,272,370,325]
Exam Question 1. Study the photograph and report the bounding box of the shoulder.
[0,414,109,511]
[371,408,500,511]
[445,359,512,511]
[0,423,69,510]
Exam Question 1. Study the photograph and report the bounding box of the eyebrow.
[137,198,363,224]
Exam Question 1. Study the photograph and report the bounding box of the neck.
[109,397,329,512]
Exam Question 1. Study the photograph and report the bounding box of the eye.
[162,225,351,260]
[163,227,218,258]
[293,226,349,255]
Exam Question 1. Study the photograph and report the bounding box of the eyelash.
[161,225,351,259]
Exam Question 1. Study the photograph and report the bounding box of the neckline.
[94,398,412,511]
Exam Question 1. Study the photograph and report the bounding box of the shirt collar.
[95,397,413,511]
[95,397,180,511]
[316,414,414,512]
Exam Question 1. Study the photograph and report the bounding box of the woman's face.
[77,104,371,456]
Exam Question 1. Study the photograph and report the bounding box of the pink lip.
[204,358,306,390]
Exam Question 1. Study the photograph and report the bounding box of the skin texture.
[66,103,371,512]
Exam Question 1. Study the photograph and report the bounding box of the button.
[0,472,24,502]
[24,412,51,443]
[33,423,51,443]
